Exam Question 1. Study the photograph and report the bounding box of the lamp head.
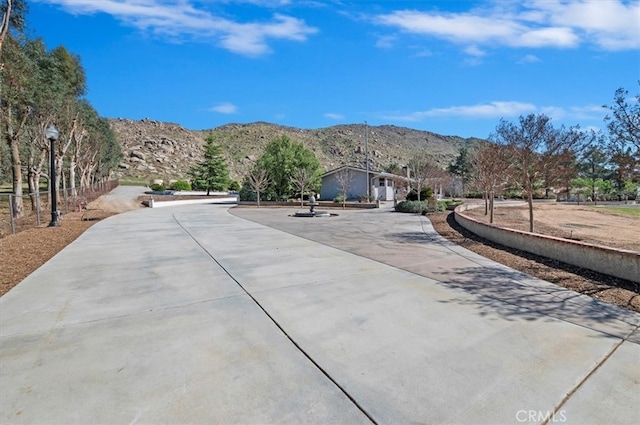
[45,124,59,141]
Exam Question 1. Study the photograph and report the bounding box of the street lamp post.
[365,121,370,202]
[46,124,60,227]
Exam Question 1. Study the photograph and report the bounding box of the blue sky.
[27,0,640,139]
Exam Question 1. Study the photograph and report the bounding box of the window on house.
[379,179,385,187]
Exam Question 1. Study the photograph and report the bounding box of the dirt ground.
[461,203,640,252]
[1,197,638,313]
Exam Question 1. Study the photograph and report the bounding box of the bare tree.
[471,142,511,223]
[334,167,354,209]
[491,114,584,232]
[247,166,270,208]
[604,83,640,153]
[423,162,448,198]
[407,153,434,201]
[291,167,315,207]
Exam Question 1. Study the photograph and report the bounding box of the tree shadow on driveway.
[430,263,639,339]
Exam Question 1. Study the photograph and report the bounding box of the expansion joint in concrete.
[172,214,379,425]
[540,325,638,425]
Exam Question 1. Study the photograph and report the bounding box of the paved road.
[1,193,639,424]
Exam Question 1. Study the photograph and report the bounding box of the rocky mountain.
[109,118,482,183]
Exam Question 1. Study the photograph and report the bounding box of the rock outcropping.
[109,118,481,183]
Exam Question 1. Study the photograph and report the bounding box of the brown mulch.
[1,206,639,314]
[428,211,640,313]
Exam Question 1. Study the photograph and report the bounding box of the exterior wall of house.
[321,167,409,201]
[320,171,368,201]
[372,177,395,201]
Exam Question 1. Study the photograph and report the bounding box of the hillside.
[109,118,481,183]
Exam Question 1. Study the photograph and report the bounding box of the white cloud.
[568,104,608,121]
[384,101,537,121]
[37,0,317,56]
[383,101,609,125]
[324,113,344,120]
[376,10,520,45]
[464,45,486,57]
[375,35,396,49]
[374,0,639,51]
[539,104,608,122]
[526,0,640,50]
[226,0,293,6]
[517,54,541,64]
[463,45,486,65]
[515,27,578,48]
[411,48,433,57]
[210,102,238,114]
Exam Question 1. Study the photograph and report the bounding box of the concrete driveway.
[1,201,638,424]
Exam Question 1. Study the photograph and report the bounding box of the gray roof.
[321,165,411,182]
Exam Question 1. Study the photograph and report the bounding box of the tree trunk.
[78,150,97,190]
[5,106,28,219]
[484,192,488,215]
[54,149,64,206]
[69,156,77,198]
[527,192,535,233]
[27,146,47,211]
[9,133,24,218]
[489,190,495,223]
[27,168,37,210]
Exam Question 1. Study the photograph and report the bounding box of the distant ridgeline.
[109,118,482,183]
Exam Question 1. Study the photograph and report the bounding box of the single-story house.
[319,165,411,202]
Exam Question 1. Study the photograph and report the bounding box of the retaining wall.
[454,204,639,284]
[150,197,238,208]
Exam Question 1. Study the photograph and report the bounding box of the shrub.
[358,193,374,203]
[394,200,428,214]
[465,191,484,199]
[442,200,463,210]
[150,183,165,192]
[427,197,439,213]
[228,181,241,191]
[239,185,257,201]
[406,187,433,201]
[333,194,345,203]
[436,200,450,212]
[169,180,191,191]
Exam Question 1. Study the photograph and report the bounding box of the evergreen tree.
[578,135,610,201]
[447,147,473,196]
[189,133,230,195]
